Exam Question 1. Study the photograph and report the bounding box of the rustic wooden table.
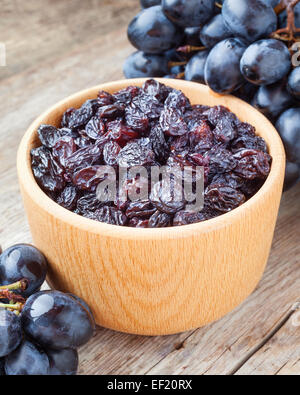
[0,0,299,376]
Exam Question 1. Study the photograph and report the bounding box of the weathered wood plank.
[0,0,299,376]
[235,311,300,375]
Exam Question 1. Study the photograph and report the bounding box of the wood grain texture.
[0,0,299,375]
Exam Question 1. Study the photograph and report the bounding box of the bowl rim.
[17,78,286,240]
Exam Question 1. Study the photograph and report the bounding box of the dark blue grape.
[21,291,95,350]
[205,38,246,94]
[284,161,300,191]
[240,39,291,86]
[127,6,183,54]
[0,309,22,358]
[141,0,161,8]
[123,51,168,78]
[200,14,231,48]
[5,340,50,375]
[234,83,258,103]
[0,244,47,297]
[184,27,202,46]
[222,0,277,43]
[261,0,280,6]
[67,293,96,327]
[47,348,78,376]
[276,108,300,163]
[162,0,215,28]
[287,68,300,99]
[252,81,295,121]
[185,50,210,83]
[0,359,5,375]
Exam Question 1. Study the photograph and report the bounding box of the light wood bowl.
[17,79,285,336]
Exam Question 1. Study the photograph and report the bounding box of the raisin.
[85,117,106,140]
[76,192,104,214]
[57,185,79,210]
[148,211,172,228]
[31,147,65,192]
[94,207,127,226]
[234,149,272,180]
[117,139,155,167]
[150,178,185,215]
[38,125,62,149]
[68,100,95,129]
[173,211,208,226]
[125,201,156,219]
[52,136,77,168]
[103,141,121,166]
[65,144,101,172]
[205,184,246,213]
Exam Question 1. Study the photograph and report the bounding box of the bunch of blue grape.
[124,0,300,191]
[0,244,95,375]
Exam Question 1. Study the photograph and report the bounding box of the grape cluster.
[0,244,95,375]
[124,0,300,191]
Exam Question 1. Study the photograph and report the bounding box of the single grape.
[141,0,161,8]
[240,39,291,86]
[222,0,277,43]
[4,340,49,375]
[21,291,95,350]
[185,50,210,83]
[0,309,22,358]
[127,6,183,54]
[200,14,232,48]
[0,359,5,375]
[169,65,185,77]
[252,81,295,122]
[234,82,258,103]
[205,38,246,94]
[261,0,280,6]
[47,348,78,376]
[0,244,47,297]
[162,0,215,28]
[67,293,96,326]
[184,27,202,46]
[276,108,300,163]
[287,67,300,99]
[123,51,168,78]
[284,161,300,191]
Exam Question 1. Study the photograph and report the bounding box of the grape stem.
[0,279,28,292]
[176,45,206,54]
[0,290,26,304]
[272,0,300,42]
[0,302,23,312]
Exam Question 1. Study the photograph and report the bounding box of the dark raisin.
[31,147,65,192]
[103,141,121,166]
[150,178,185,215]
[52,136,77,168]
[173,210,208,226]
[117,139,155,167]
[85,117,106,140]
[205,184,246,213]
[38,125,62,149]
[234,149,272,180]
[94,207,127,226]
[57,185,79,210]
[125,201,156,219]
[148,211,172,227]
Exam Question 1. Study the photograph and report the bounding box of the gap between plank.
[228,306,298,375]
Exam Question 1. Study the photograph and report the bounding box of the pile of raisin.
[31,79,272,228]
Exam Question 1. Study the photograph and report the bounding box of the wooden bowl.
[17,79,285,336]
